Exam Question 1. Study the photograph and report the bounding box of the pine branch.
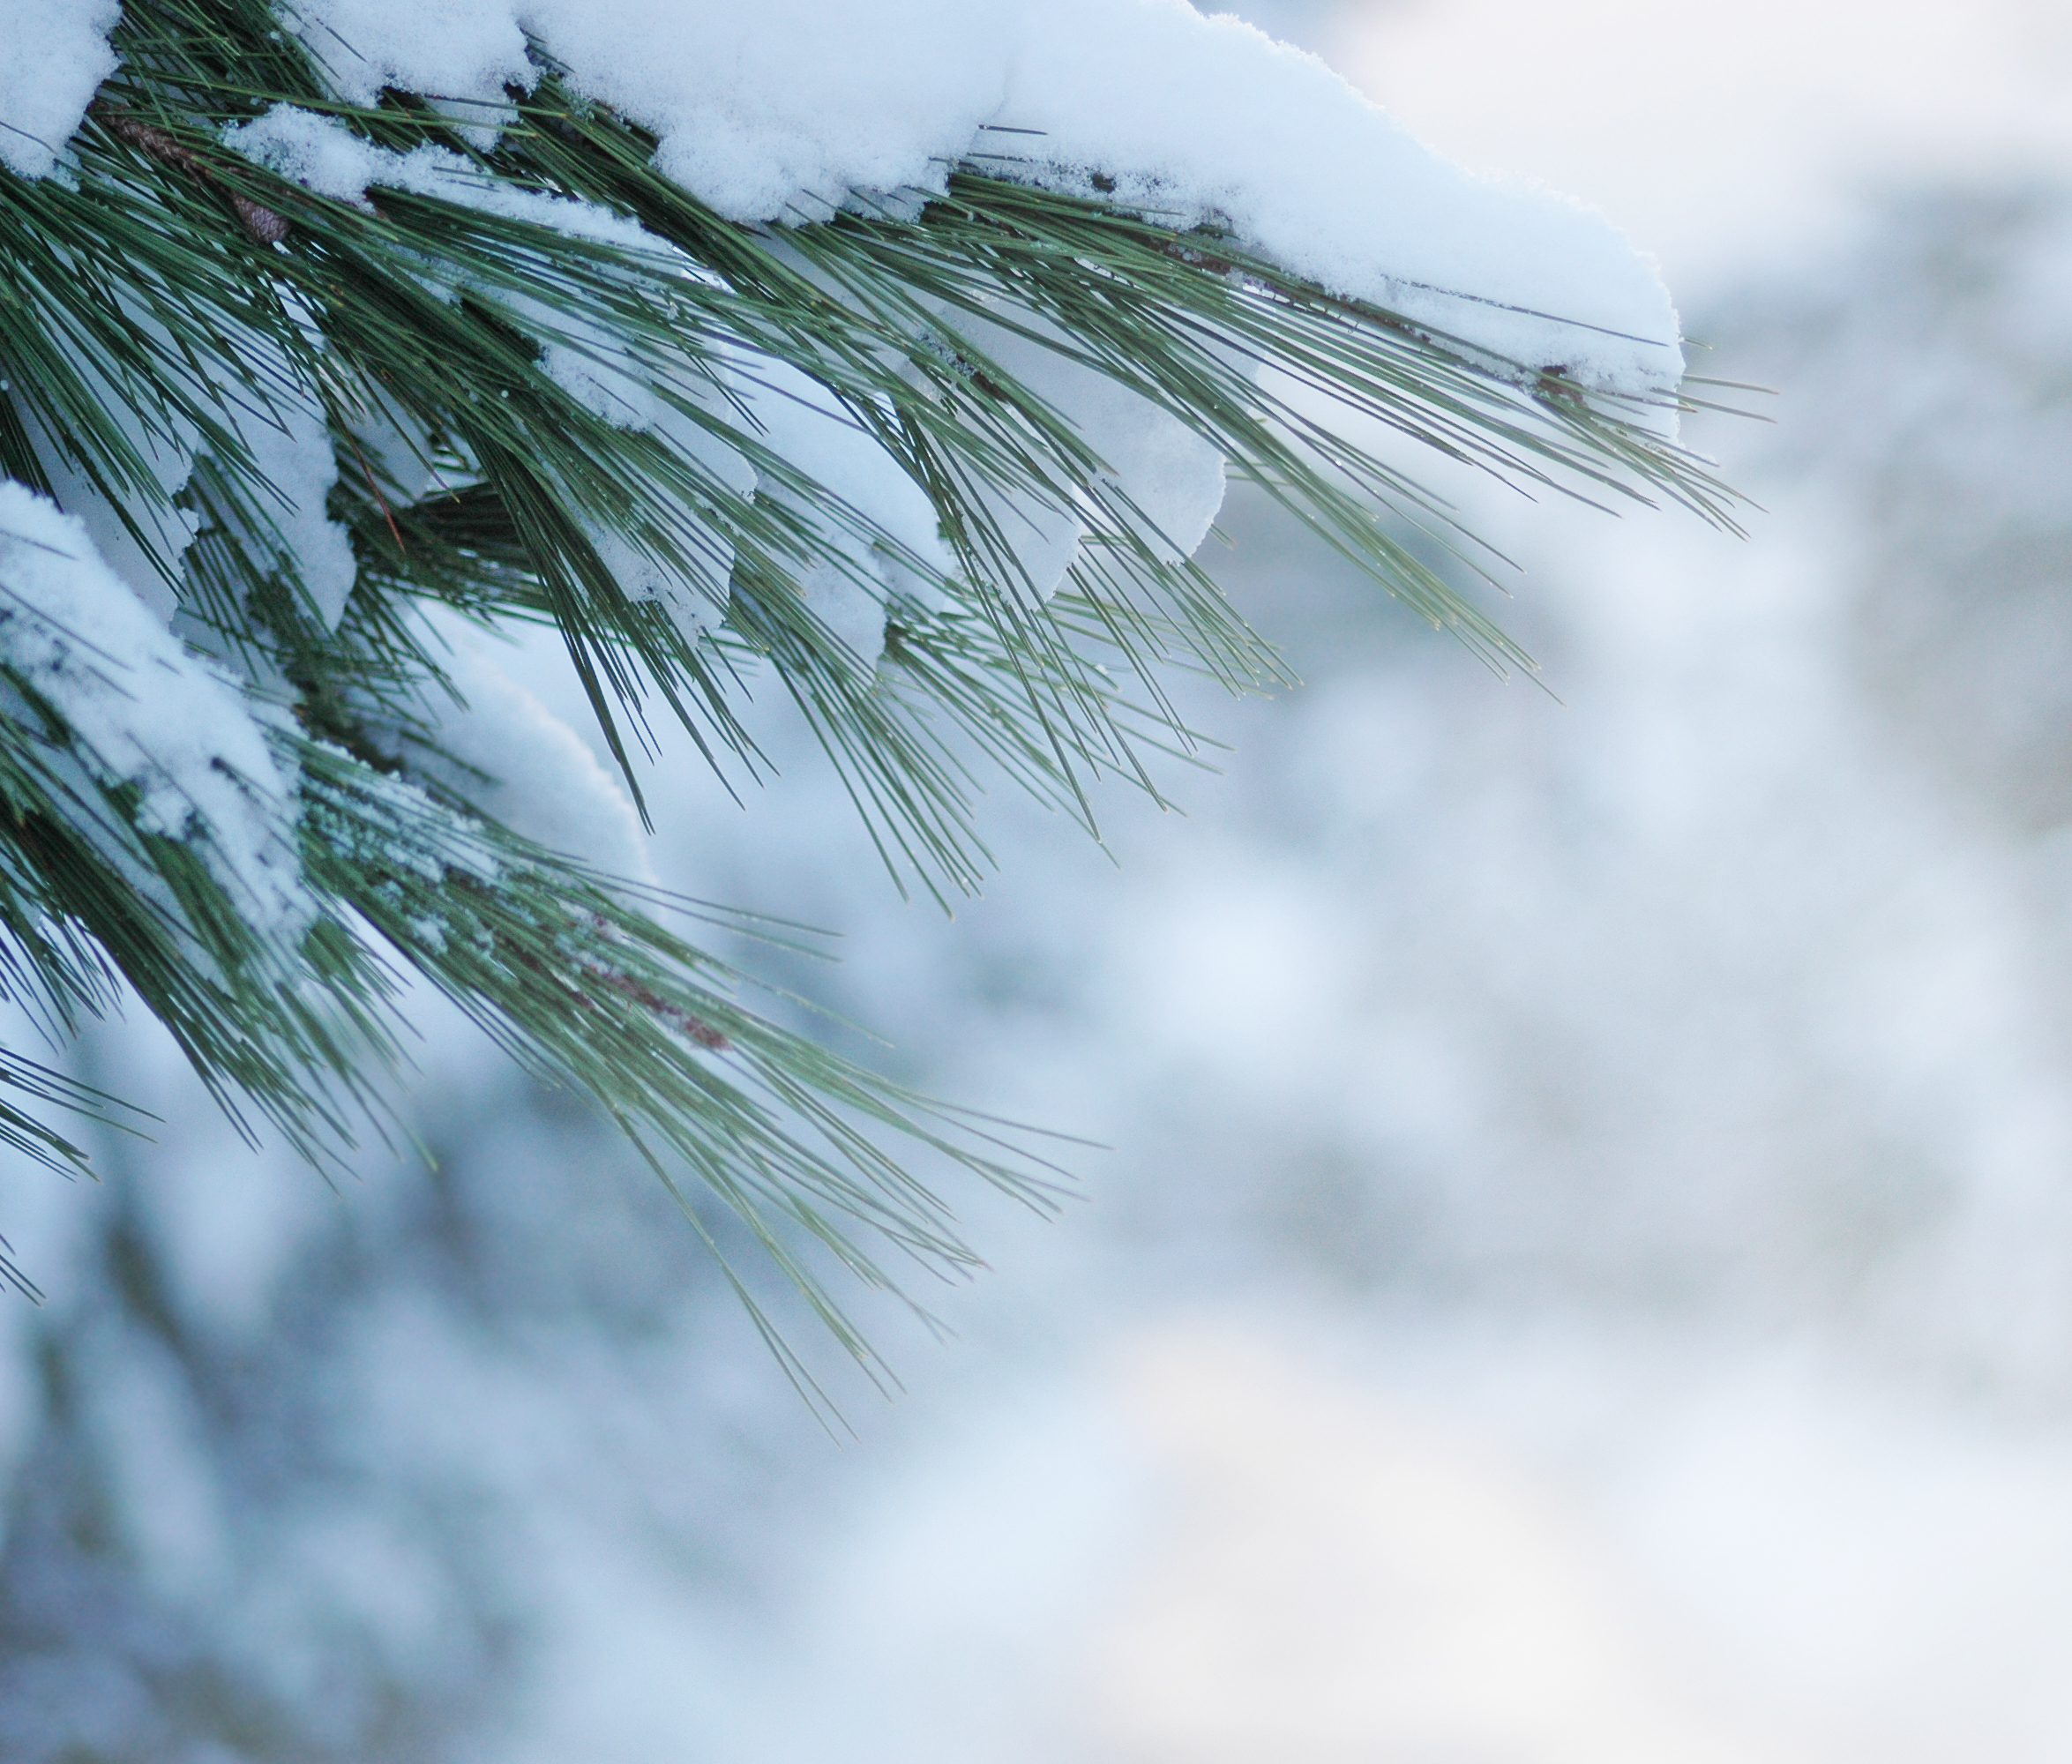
[0,0,1747,1355]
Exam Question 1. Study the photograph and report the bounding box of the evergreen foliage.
[0,0,1738,1349]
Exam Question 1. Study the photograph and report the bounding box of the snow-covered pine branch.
[0,0,1734,1335]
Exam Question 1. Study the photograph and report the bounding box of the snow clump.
[0,482,313,939]
[12,0,1679,392]
[282,0,1681,391]
[0,0,118,179]
[408,617,655,885]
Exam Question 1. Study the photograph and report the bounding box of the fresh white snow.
[239,381,360,632]
[221,102,663,251]
[0,0,117,179]
[413,614,655,883]
[0,482,311,938]
[310,0,1677,388]
[13,0,1678,390]
[736,359,959,660]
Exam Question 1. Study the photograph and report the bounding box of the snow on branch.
[0,482,311,940]
[6,0,1680,392]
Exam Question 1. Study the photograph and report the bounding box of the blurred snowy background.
[6,1,2072,1759]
